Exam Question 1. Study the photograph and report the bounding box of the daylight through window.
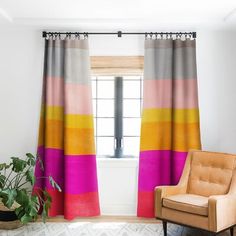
[92,76,143,158]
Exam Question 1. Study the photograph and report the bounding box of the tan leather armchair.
[155,150,236,236]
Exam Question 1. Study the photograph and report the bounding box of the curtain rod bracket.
[117,31,122,37]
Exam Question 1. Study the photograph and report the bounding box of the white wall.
[0,28,236,215]
[197,31,236,153]
[97,158,138,215]
[0,29,43,158]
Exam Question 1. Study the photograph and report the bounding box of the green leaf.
[42,204,47,223]
[27,158,36,166]
[15,195,38,223]
[0,164,5,171]
[43,190,52,203]
[31,195,39,204]
[11,157,27,172]
[40,190,52,223]
[26,153,35,159]
[45,198,51,213]
[25,170,35,185]
[0,163,10,171]
[0,175,6,188]
[20,213,32,224]
[27,196,39,217]
[26,153,36,166]
[28,204,38,217]
[49,176,61,192]
[15,206,24,218]
[1,189,17,208]
[15,189,29,206]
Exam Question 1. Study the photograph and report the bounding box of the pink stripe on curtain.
[65,83,93,114]
[143,79,199,109]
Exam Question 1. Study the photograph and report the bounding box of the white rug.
[0,222,232,236]
[0,223,162,236]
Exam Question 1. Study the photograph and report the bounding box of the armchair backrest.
[187,150,236,197]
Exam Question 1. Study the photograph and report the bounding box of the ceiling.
[0,0,236,31]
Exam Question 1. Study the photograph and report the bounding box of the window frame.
[91,56,144,158]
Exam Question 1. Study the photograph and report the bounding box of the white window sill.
[96,156,139,168]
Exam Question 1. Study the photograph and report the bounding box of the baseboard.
[100,204,136,216]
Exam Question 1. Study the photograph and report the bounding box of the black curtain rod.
[42,31,197,39]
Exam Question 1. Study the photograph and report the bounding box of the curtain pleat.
[137,38,201,217]
[34,38,100,220]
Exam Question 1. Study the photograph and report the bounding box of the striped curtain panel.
[34,38,100,220]
[137,38,201,217]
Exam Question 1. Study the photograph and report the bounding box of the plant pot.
[0,201,22,230]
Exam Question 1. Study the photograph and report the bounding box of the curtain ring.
[66,32,71,39]
[75,33,80,40]
[66,33,71,39]
[150,32,153,39]
[83,32,88,39]
[145,33,148,39]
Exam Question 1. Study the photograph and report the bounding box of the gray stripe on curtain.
[144,39,197,80]
[46,39,91,85]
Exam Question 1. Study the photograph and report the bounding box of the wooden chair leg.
[162,221,167,236]
[230,227,234,236]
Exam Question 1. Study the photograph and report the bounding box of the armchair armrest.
[155,184,187,218]
[208,194,236,232]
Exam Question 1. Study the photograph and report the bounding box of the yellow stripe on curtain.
[142,108,200,123]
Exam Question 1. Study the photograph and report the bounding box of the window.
[92,75,143,158]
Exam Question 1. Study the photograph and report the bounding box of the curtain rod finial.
[193,32,197,39]
[42,31,47,38]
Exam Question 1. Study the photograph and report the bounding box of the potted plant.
[0,153,61,229]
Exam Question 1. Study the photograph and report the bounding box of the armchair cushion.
[188,151,235,197]
[163,194,208,216]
